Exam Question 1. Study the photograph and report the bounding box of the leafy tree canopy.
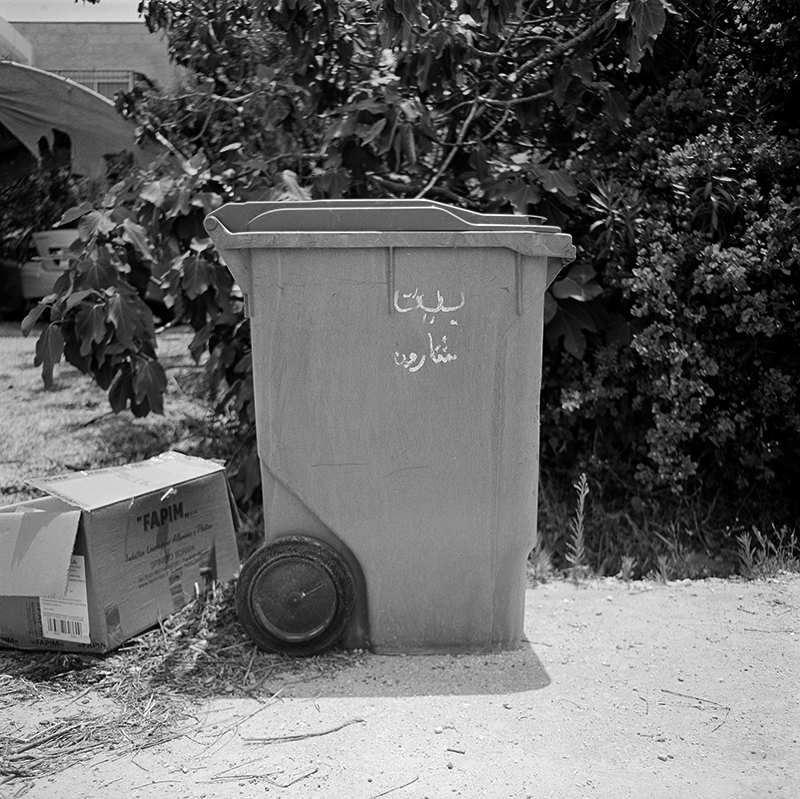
[95,1,674,208]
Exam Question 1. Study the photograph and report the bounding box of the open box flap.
[0,510,81,597]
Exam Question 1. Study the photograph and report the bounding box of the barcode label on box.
[45,617,84,637]
[40,555,91,644]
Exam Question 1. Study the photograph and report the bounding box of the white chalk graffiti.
[394,288,465,315]
[394,288,463,374]
[428,333,456,364]
[393,351,426,372]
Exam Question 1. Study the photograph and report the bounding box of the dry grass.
[0,325,363,790]
[0,324,216,504]
[0,582,363,788]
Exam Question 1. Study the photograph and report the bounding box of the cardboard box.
[0,452,240,653]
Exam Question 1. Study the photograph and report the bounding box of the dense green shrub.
[629,129,799,493]
[539,40,800,536]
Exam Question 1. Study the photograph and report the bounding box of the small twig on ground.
[661,688,732,731]
[11,722,81,755]
[197,689,284,754]
[660,688,728,707]
[710,706,731,733]
[368,776,420,798]
[245,666,276,697]
[241,646,258,688]
[242,717,365,745]
[267,766,319,788]
[210,764,319,786]
[65,686,94,705]
[744,627,794,634]
[210,756,281,781]
[130,780,182,790]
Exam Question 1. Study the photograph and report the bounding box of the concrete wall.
[12,22,183,90]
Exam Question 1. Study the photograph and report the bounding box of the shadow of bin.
[204,200,575,655]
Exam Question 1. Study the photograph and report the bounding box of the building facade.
[0,15,32,64]
[1,18,183,98]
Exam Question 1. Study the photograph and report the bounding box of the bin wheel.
[236,536,356,656]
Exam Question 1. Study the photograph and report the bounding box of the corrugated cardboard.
[0,452,240,653]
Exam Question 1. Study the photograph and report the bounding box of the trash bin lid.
[204,198,575,272]
[208,199,557,234]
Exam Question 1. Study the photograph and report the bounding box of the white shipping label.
[40,555,91,644]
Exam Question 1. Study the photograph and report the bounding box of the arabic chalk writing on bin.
[428,333,457,364]
[393,351,426,372]
[394,288,463,373]
[394,289,465,315]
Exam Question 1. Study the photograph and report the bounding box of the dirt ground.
[0,578,796,799]
[1,323,798,799]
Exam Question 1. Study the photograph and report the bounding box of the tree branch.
[478,88,554,109]
[414,99,480,199]
[514,6,616,82]
[415,5,615,198]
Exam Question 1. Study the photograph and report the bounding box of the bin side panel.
[248,246,544,652]
[490,254,548,646]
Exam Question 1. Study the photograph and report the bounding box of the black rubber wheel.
[236,536,356,656]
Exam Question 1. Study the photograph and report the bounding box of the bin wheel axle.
[236,536,356,656]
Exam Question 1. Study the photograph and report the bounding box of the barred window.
[56,70,135,99]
